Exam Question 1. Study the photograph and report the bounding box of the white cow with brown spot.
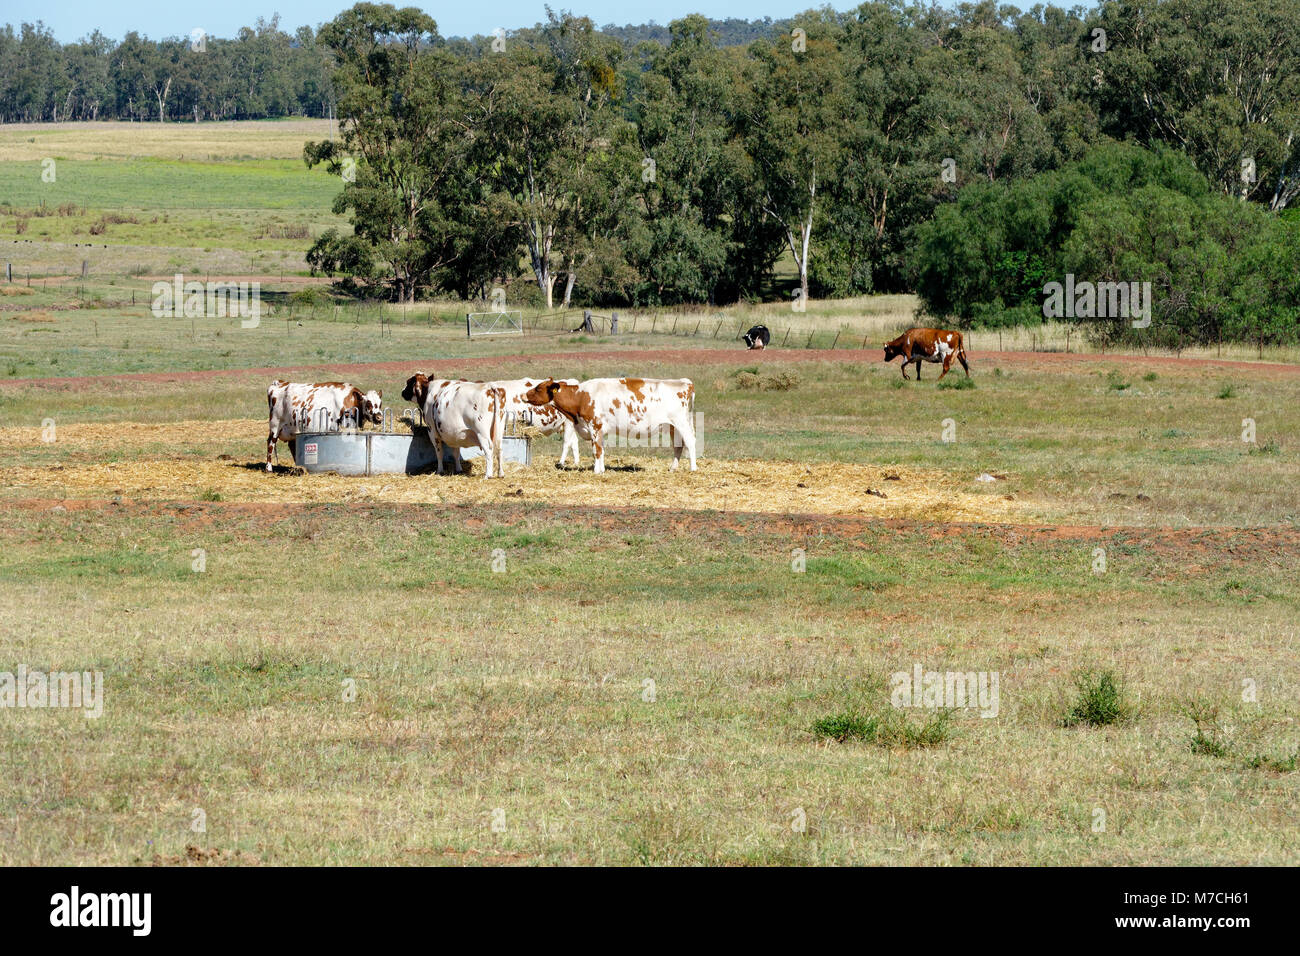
[490,378,581,466]
[401,374,507,478]
[265,380,382,471]
[524,377,696,474]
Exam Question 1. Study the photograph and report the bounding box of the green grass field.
[0,120,1296,866]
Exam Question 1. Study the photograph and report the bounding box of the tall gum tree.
[738,16,847,307]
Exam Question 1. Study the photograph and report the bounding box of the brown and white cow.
[266,380,382,471]
[524,377,697,474]
[883,328,970,380]
[490,378,581,466]
[401,374,506,478]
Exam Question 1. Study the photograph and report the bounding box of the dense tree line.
[0,16,336,122]
[0,12,795,123]
[4,1,1298,342]
[298,1,1298,344]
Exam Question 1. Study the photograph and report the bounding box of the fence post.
[830,330,840,350]
[611,312,618,334]
[466,313,471,338]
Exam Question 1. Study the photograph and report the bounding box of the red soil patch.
[2,346,1296,391]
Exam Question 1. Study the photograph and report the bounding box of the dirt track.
[2,345,1297,390]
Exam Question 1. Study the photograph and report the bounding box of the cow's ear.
[376,389,382,398]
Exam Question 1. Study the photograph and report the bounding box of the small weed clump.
[812,707,953,749]
[1062,669,1129,727]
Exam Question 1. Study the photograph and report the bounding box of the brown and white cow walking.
[401,374,507,478]
[883,328,970,381]
[525,377,697,474]
[266,380,382,471]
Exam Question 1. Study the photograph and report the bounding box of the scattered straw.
[0,418,1028,521]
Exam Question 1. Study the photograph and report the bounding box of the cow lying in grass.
[266,380,382,471]
[525,377,697,474]
[883,328,971,380]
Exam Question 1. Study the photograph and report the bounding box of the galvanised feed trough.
[293,407,532,476]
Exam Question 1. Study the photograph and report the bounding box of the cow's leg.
[938,354,952,380]
[592,427,605,474]
[669,425,682,471]
[914,358,922,380]
[958,350,971,377]
[480,438,494,479]
[678,420,697,472]
[560,421,578,466]
[434,436,445,475]
[266,432,276,472]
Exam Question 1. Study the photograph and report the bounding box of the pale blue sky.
[8,2,870,43]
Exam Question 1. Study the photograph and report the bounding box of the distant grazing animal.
[491,378,581,466]
[266,380,382,471]
[525,377,696,474]
[401,374,506,478]
[883,328,970,381]
[743,325,771,350]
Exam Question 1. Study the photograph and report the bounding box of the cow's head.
[526,378,588,422]
[401,373,428,407]
[883,342,902,362]
[361,389,383,425]
[524,378,558,407]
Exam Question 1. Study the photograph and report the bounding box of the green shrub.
[812,707,953,749]
[1062,669,1128,727]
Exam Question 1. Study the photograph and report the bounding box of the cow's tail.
[490,387,505,477]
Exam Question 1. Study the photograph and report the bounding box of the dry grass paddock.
[0,418,1027,523]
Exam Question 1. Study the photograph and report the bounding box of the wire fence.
[7,264,1297,362]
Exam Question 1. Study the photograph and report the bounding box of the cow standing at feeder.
[882,328,971,381]
[525,377,697,474]
[265,380,382,471]
[401,374,507,479]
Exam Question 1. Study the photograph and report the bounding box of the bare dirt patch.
[2,345,1296,390]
